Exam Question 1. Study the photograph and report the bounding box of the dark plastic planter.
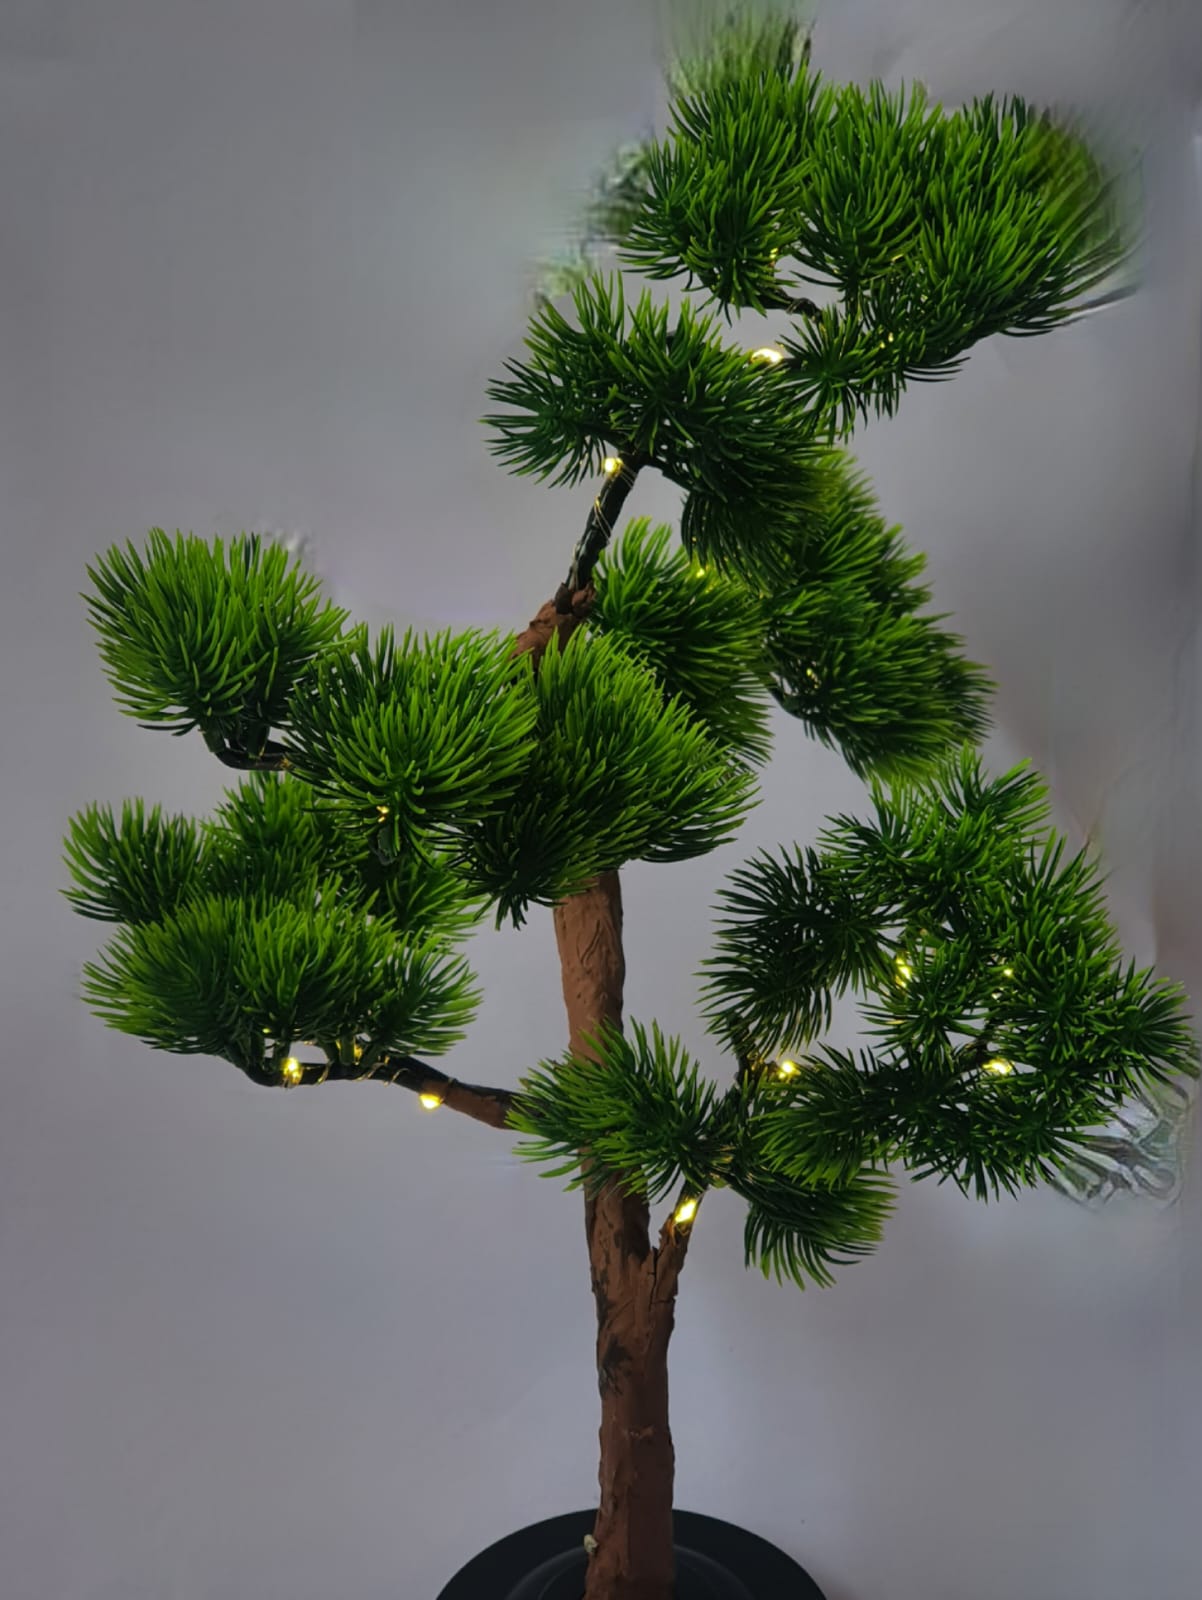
[436,1509,828,1599]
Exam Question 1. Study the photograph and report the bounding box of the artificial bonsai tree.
[60,10,1199,1599]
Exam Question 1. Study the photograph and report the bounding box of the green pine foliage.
[278,622,543,868]
[615,9,1139,439]
[605,445,995,783]
[729,1109,896,1288]
[586,517,777,768]
[79,883,481,1077]
[201,772,490,942]
[481,271,832,528]
[62,771,492,1079]
[694,747,1199,1203]
[747,447,997,782]
[445,625,760,928]
[62,799,208,925]
[507,1015,898,1288]
[83,529,361,760]
[63,6,1195,1293]
[507,1017,727,1202]
[615,13,837,319]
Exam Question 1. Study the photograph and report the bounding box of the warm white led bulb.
[418,1092,443,1110]
[281,1056,303,1085]
[982,1058,1014,1076]
[674,1198,698,1225]
[601,456,623,476]
[749,346,784,365]
[777,1059,800,1078]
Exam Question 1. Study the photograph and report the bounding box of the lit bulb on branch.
[894,956,914,986]
[982,1058,1014,1077]
[418,1092,443,1110]
[776,1059,801,1079]
[673,1197,698,1226]
[601,456,623,476]
[749,346,784,366]
[281,1056,304,1086]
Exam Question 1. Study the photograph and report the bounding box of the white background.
[2,2,1200,1597]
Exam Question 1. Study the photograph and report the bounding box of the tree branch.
[214,739,293,772]
[652,1202,695,1307]
[759,287,823,319]
[258,1051,519,1130]
[557,450,650,607]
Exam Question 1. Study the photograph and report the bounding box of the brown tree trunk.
[554,872,686,1600]
[513,586,690,1599]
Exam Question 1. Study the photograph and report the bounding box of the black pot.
[436,1509,828,1599]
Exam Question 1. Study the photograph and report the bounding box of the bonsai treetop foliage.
[62,7,1197,1299]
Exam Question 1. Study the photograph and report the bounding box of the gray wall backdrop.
[2,2,1201,1597]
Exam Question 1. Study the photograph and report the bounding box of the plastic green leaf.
[280,623,541,864]
[734,1162,896,1290]
[507,1017,725,1202]
[200,771,491,943]
[61,800,207,925]
[737,449,996,782]
[587,517,775,768]
[446,625,759,928]
[696,843,896,1063]
[481,270,831,520]
[82,530,359,756]
[704,747,1200,1201]
[79,886,482,1075]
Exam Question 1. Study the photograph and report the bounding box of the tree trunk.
[514,589,689,1598]
[554,871,684,1600]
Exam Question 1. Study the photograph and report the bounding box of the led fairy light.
[673,1197,698,1225]
[601,456,623,476]
[991,963,1016,1000]
[749,346,784,365]
[894,955,914,985]
[281,1056,304,1085]
[982,1058,1014,1076]
[418,1091,443,1110]
[776,1059,801,1079]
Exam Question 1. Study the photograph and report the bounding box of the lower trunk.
[585,1185,679,1600]
[554,869,683,1600]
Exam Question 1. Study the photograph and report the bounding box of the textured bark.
[510,581,598,664]
[556,873,684,1600]
[514,582,688,1599]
